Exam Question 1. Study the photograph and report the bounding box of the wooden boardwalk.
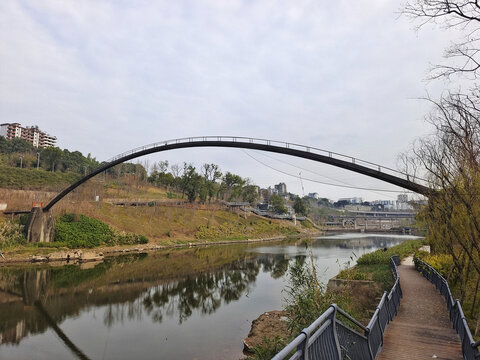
[378,257,462,360]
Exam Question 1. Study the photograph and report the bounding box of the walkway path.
[378,257,462,360]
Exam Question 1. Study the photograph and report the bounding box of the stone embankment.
[31,250,104,263]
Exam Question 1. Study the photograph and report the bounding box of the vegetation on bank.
[195,219,297,241]
[0,217,26,248]
[283,260,357,335]
[1,213,148,251]
[89,203,304,243]
[337,239,424,290]
[0,207,306,257]
[54,213,148,248]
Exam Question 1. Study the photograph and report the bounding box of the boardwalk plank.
[377,258,462,360]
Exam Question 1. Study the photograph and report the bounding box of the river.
[0,233,420,360]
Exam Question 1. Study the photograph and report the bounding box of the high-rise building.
[274,182,287,195]
[0,123,56,148]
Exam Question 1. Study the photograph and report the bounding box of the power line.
[249,150,401,199]
[242,150,412,194]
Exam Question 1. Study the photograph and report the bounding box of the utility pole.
[20,156,23,169]
[37,152,40,169]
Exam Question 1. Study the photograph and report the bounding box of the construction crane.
[299,172,305,197]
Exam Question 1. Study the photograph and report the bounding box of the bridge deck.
[378,258,462,360]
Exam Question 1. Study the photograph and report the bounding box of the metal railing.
[104,136,431,188]
[272,255,402,360]
[414,257,480,360]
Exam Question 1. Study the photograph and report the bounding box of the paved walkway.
[378,257,462,360]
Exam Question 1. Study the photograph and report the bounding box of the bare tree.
[402,0,480,78]
[404,90,480,327]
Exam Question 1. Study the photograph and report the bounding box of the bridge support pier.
[25,208,55,243]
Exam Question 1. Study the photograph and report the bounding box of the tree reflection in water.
[103,254,298,327]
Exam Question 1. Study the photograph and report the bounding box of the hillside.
[1,180,318,256]
[0,166,80,190]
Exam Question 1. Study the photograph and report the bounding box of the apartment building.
[274,182,287,195]
[0,123,56,148]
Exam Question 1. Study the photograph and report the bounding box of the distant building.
[396,194,413,211]
[338,197,363,205]
[274,182,287,195]
[344,204,372,212]
[370,199,394,210]
[307,192,320,200]
[257,203,269,211]
[0,123,56,148]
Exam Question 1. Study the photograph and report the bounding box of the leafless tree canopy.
[403,0,480,78]
[402,91,480,318]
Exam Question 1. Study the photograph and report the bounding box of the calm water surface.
[0,233,420,360]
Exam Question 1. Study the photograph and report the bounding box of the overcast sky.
[0,1,465,201]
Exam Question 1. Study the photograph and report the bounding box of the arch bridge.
[26,136,431,242]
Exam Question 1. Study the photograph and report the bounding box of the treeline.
[0,138,306,214]
[0,137,99,175]
[0,138,260,205]
[147,161,258,204]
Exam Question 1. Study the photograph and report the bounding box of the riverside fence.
[272,256,402,360]
[414,257,480,360]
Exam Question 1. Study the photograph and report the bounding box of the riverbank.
[242,237,425,357]
[0,230,324,265]
[0,233,418,360]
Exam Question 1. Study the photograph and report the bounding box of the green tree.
[0,137,32,154]
[242,185,259,205]
[270,194,287,214]
[293,196,308,216]
[222,172,246,201]
[181,163,202,202]
[40,147,63,171]
[202,163,222,202]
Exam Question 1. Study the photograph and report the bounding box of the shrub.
[55,214,114,248]
[113,233,149,246]
[55,213,149,248]
[249,336,288,360]
[284,260,349,334]
[0,219,26,247]
[419,253,453,278]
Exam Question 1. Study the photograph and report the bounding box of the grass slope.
[91,203,302,243]
[0,166,80,189]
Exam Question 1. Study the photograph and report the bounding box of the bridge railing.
[414,257,480,360]
[272,255,402,360]
[103,136,431,188]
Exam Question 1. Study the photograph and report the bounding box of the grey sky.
[0,0,463,201]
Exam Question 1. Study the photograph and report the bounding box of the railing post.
[298,329,310,360]
[365,327,375,360]
[330,305,342,360]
